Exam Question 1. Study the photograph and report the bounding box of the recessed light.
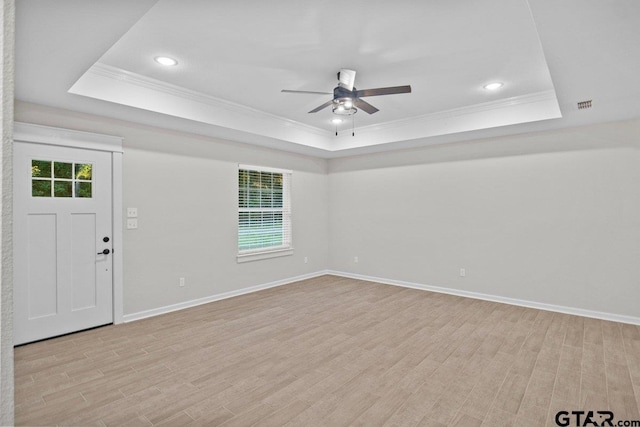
[154,56,178,66]
[331,118,343,124]
[483,82,503,90]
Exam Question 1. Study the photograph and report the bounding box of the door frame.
[13,122,124,324]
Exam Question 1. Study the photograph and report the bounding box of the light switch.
[127,208,138,218]
[127,218,138,229]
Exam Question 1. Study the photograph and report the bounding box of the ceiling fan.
[281,69,411,116]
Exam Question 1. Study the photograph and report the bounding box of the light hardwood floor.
[14,275,640,426]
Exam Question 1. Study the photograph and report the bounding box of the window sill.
[237,248,294,263]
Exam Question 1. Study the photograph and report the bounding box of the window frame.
[237,164,293,263]
[31,159,94,198]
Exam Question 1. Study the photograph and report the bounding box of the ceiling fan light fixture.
[332,98,357,116]
[483,82,503,90]
[332,105,357,116]
[331,118,343,124]
[154,56,178,66]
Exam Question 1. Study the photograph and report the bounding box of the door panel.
[14,142,113,345]
[71,213,97,311]
[26,214,58,319]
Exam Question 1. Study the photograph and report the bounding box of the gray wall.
[329,119,640,318]
[1,0,14,424]
[15,101,330,316]
[14,101,640,322]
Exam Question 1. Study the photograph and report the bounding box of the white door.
[14,141,113,345]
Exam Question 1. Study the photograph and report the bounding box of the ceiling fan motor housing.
[334,86,354,99]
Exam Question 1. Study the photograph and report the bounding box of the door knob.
[97,249,110,255]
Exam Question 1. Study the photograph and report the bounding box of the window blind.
[238,165,291,255]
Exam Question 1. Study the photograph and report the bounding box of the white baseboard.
[327,270,640,326]
[123,270,640,326]
[123,270,329,323]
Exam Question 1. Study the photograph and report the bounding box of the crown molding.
[328,89,562,151]
[70,63,562,153]
[69,63,331,151]
[88,63,328,137]
[355,90,560,135]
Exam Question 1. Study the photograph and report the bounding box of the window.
[31,159,93,198]
[238,165,292,262]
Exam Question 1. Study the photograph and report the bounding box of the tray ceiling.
[15,0,640,157]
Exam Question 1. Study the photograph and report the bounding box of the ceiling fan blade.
[337,69,356,91]
[354,85,412,97]
[308,100,334,113]
[281,89,332,95]
[354,99,379,114]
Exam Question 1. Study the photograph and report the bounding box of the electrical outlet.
[179,277,185,287]
[460,268,466,277]
[126,218,138,229]
[127,207,138,218]
[354,256,359,263]
[304,256,308,264]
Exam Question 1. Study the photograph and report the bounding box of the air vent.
[577,100,592,110]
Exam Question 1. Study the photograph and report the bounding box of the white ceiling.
[15,0,640,158]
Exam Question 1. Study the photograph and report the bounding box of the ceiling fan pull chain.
[352,115,355,137]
